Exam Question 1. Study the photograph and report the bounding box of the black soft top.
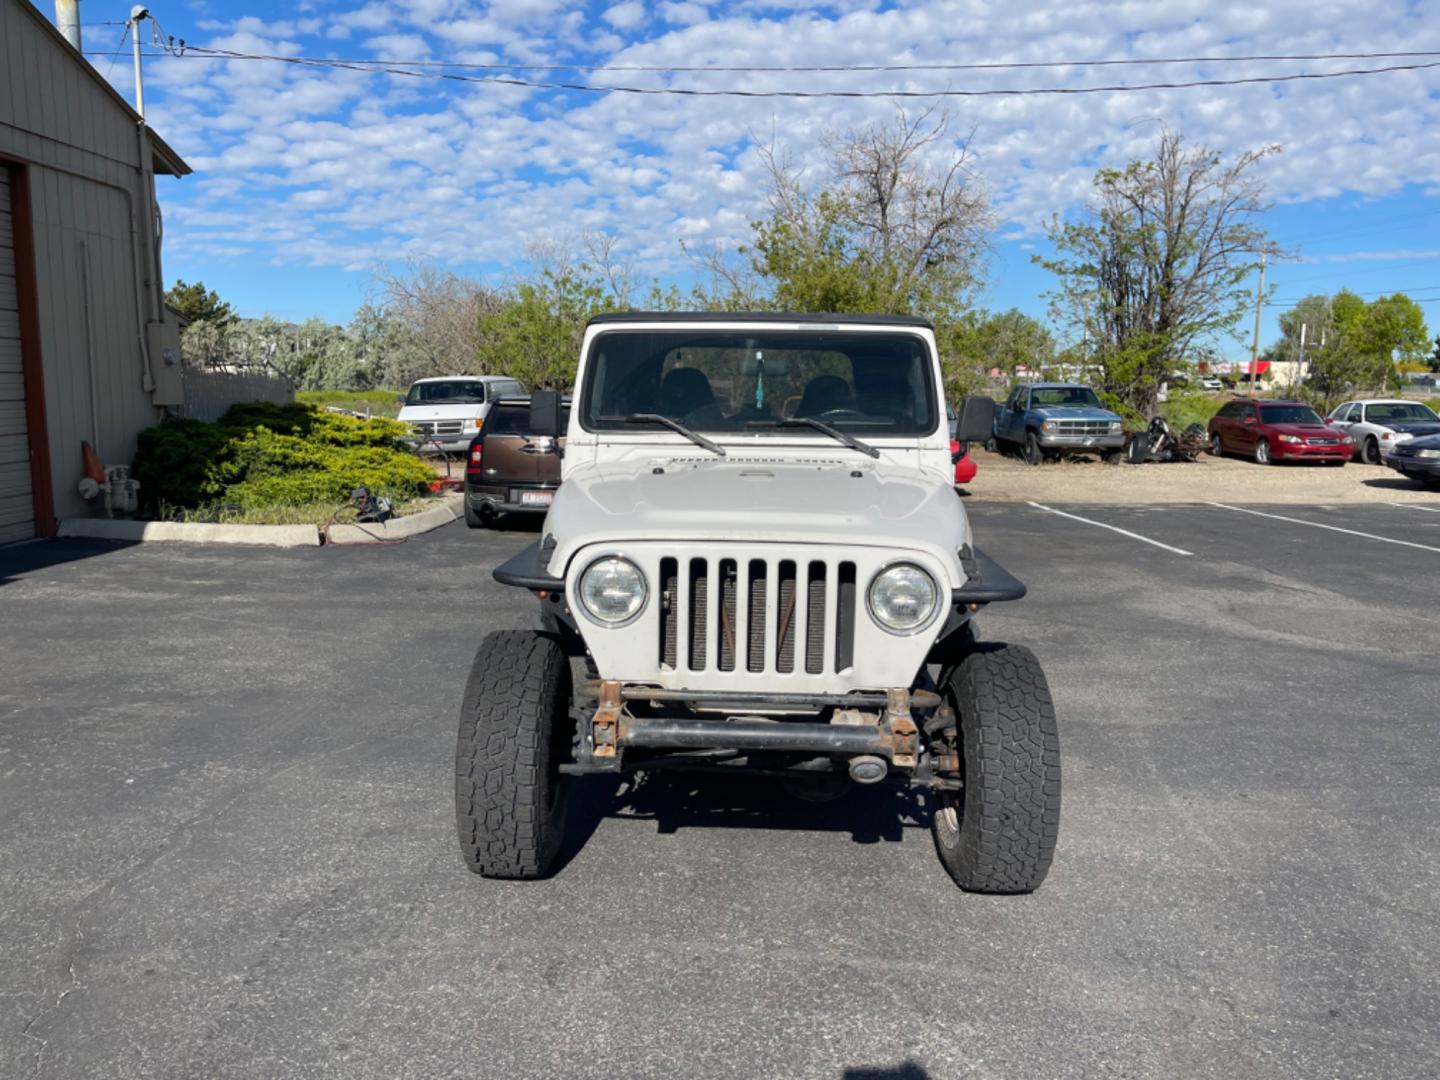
[585,311,933,329]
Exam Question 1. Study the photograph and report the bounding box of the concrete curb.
[58,518,321,547]
[323,495,463,544]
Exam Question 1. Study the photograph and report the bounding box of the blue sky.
[71,0,1440,355]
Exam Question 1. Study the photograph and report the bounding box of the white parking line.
[1388,502,1440,514]
[1208,503,1440,553]
[1026,502,1195,556]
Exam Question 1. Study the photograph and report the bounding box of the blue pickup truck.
[994,382,1126,465]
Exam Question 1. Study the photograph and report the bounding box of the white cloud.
[145,0,1440,289]
[660,2,709,26]
[603,2,648,29]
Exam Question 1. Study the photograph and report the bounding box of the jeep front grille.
[657,554,857,676]
[578,542,948,694]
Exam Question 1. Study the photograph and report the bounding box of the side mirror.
[395,394,407,406]
[955,395,996,443]
[529,389,563,438]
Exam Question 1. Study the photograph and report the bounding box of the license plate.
[520,490,553,507]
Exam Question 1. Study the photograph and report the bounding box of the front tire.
[1255,438,1272,466]
[1208,432,1223,457]
[455,630,574,878]
[931,645,1061,894]
[1361,437,1381,465]
[1023,431,1044,466]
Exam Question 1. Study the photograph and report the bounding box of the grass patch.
[1159,391,1222,431]
[295,389,405,419]
[163,494,441,526]
[133,401,434,519]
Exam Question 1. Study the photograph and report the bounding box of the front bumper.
[1037,433,1125,451]
[1271,442,1349,461]
[1389,455,1440,480]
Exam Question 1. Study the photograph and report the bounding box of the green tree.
[736,107,991,320]
[476,264,622,390]
[1037,129,1281,415]
[1298,290,1430,405]
[166,279,237,326]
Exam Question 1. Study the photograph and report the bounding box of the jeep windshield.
[1031,386,1103,409]
[405,380,487,405]
[580,330,937,436]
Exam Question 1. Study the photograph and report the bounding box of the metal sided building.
[1,0,191,543]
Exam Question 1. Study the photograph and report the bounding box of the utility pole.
[1248,253,1266,398]
[129,6,150,119]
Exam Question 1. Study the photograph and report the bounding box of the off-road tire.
[1255,438,1272,466]
[1023,431,1044,466]
[1362,437,1380,466]
[455,630,573,878]
[932,644,1061,894]
[464,501,490,529]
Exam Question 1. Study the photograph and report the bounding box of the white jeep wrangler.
[457,313,1060,893]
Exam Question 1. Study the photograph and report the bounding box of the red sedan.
[951,440,977,485]
[1207,399,1353,465]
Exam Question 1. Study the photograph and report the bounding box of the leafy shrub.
[132,402,432,516]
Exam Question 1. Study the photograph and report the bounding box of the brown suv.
[464,398,569,527]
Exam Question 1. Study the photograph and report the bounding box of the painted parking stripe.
[1026,502,1195,556]
[1208,503,1440,553]
[1388,502,1440,514]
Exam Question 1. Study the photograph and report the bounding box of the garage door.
[0,168,34,544]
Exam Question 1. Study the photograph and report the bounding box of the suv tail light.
[467,443,483,477]
[469,444,483,466]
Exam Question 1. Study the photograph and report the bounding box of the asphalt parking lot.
[2,500,1439,1079]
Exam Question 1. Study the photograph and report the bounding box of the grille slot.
[688,558,708,671]
[659,558,678,670]
[776,561,797,673]
[835,562,856,671]
[717,560,738,672]
[805,562,827,674]
[747,560,768,673]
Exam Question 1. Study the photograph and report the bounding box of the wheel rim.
[1257,441,1269,464]
[934,795,961,849]
[1365,439,1378,464]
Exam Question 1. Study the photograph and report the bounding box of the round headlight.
[867,564,940,634]
[578,556,647,625]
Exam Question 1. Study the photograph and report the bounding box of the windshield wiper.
[623,414,727,457]
[748,417,881,459]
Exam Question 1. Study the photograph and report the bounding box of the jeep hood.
[542,460,969,587]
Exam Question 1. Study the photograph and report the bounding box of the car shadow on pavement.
[0,537,138,586]
[843,1062,931,1080]
[1362,476,1436,492]
[571,770,929,847]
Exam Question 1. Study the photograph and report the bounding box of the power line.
[86,47,1440,75]
[96,47,1440,99]
[1265,285,1440,306]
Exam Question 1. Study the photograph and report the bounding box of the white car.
[396,375,524,452]
[1200,377,1223,392]
[1326,399,1440,464]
